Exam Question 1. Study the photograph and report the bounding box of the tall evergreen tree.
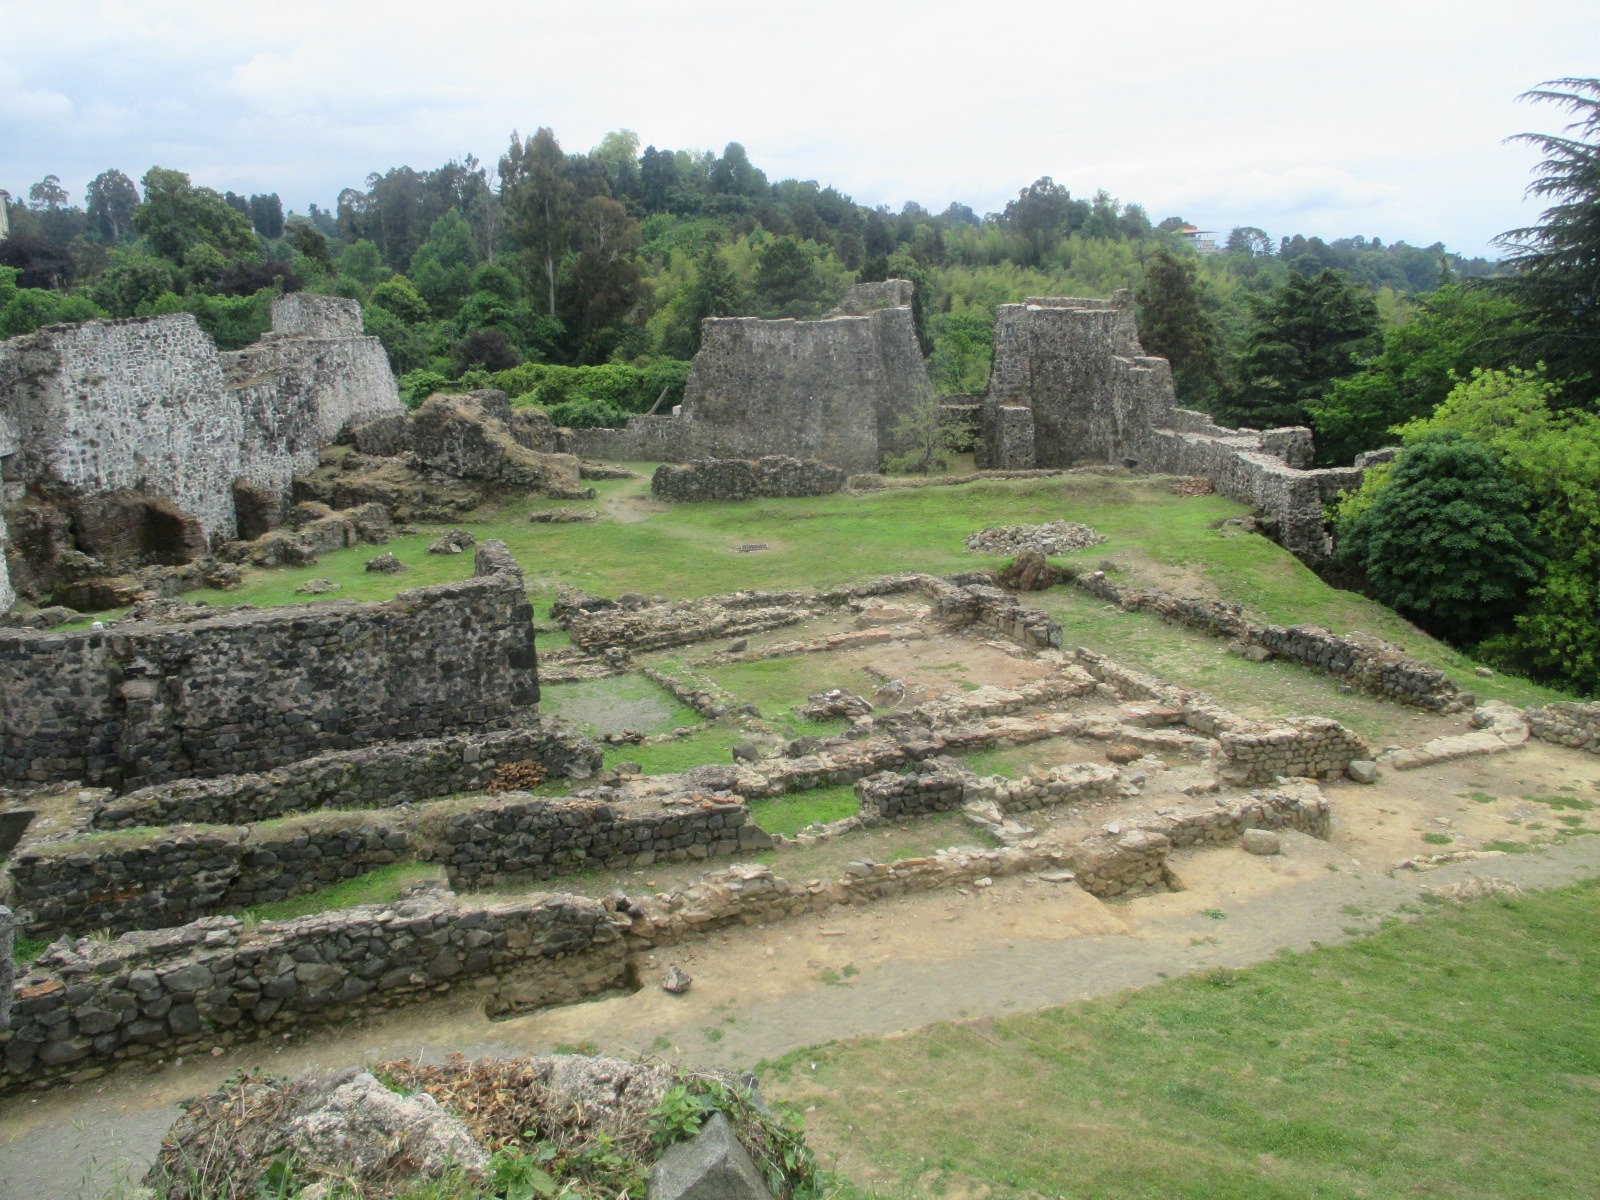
[1494,78,1600,407]
[1220,269,1379,428]
[1135,248,1222,403]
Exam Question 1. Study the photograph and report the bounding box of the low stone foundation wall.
[10,820,413,940]
[1218,718,1370,784]
[433,795,772,890]
[1070,570,1467,712]
[853,757,1121,822]
[1526,701,1600,754]
[650,456,845,502]
[90,725,602,829]
[1,894,627,1091]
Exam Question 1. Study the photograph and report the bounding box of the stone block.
[648,1112,773,1200]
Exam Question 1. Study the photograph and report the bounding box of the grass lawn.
[765,878,1600,1199]
[235,861,443,924]
[167,472,1572,706]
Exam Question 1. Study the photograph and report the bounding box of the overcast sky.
[3,1,1596,257]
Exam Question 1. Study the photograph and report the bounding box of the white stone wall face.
[0,296,403,609]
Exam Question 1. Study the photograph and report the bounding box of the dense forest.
[3,79,1598,696]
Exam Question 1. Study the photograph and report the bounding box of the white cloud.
[1,0,1595,255]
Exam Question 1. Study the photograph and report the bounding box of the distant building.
[1178,224,1220,254]
[0,192,10,241]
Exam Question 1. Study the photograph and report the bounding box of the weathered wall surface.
[0,315,243,541]
[91,725,601,829]
[1526,701,1600,754]
[2,893,626,1088]
[558,297,932,474]
[0,542,538,789]
[437,794,772,889]
[650,456,845,502]
[10,821,413,939]
[0,297,403,606]
[981,295,1176,469]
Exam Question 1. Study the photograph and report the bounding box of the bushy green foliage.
[1337,431,1543,644]
[1135,247,1222,403]
[0,266,108,336]
[1393,368,1600,693]
[488,359,690,413]
[1309,284,1529,463]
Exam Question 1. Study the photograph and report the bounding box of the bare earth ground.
[3,744,1598,1200]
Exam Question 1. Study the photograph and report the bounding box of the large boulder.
[411,390,584,495]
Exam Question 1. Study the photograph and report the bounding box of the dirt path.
[5,748,1599,1200]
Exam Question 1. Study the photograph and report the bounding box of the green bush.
[486,359,691,413]
[1337,431,1544,644]
[544,397,631,428]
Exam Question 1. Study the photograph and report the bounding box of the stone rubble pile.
[964,521,1107,557]
[650,455,846,502]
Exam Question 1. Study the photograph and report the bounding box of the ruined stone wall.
[0,315,243,541]
[0,542,538,789]
[650,456,846,502]
[1144,425,1363,559]
[1069,569,1467,711]
[832,279,915,314]
[981,296,1176,468]
[437,795,772,889]
[10,821,414,939]
[0,298,403,605]
[91,725,601,829]
[2,894,626,1088]
[1526,701,1600,754]
[1217,717,1370,785]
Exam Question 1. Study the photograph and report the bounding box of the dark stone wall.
[0,542,539,789]
[650,456,845,502]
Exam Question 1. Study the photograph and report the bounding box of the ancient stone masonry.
[11,821,414,940]
[1525,701,1600,754]
[0,296,403,603]
[1,893,629,1090]
[433,794,774,890]
[90,726,601,830]
[1068,568,1470,712]
[0,541,539,789]
[1216,718,1371,785]
[650,456,845,502]
[558,281,933,474]
[979,294,1176,469]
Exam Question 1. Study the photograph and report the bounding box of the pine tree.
[1135,248,1222,403]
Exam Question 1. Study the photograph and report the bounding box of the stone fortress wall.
[0,295,402,605]
[0,542,539,790]
[559,280,933,474]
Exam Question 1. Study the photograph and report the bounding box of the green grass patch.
[1422,832,1455,845]
[540,674,701,739]
[749,785,860,837]
[11,937,50,965]
[1528,794,1597,812]
[769,877,1600,1200]
[236,862,442,924]
[705,655,880,719]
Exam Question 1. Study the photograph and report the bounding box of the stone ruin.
[0,294,403,607]
[560,280,933,474]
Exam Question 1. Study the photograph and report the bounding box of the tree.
[27,175,68,211]
[566,196,645,361]
[1308,285,1529,463]
[1492,78,1600,407]
[1225,226,1272,256]
[289,221,336,278]
[500,127,575,316]
[663,246,741,358]
[454,328,521,372]
[85,170,139,244]
[1135,248,1222,403]
[90,249,180,316]
[133,167,257,266]
[1002,177,1084,265]
[1337,431,1544,645]
[753,237,827,318]
[407,209,478,314]
[0,232,77,289]
[1220,269,1379,428]
[249,193,285,238]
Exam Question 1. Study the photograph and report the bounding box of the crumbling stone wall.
[0,297,404,605]
[0,542,538,789]
[557,289,932,474]
[91,726,601,829]
[980,294,1176,469]
[1526,701,1600,754]
[10,821,413,939]
[436,794,772,889]
[650,456,845,502]
[1217,717,1370,784]
[2,893,626,1088]
[1069,569,1468,711]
